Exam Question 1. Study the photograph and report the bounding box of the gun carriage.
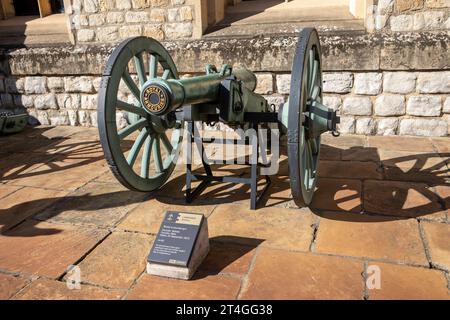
[97,28,340,209]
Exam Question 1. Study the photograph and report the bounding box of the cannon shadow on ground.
[0,134,449,237]
[155,144,449,223]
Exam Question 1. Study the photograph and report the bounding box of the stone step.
[0,34,71,47]
[204,20,366,38]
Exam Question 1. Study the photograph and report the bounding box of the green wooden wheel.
[287,28,322,205]
[98,36,183,192]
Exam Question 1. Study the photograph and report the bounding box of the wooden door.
[37,0,52,18]
[1,0,15,19]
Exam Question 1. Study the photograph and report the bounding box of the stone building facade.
[70,0,197,43]
[0,0,449,137]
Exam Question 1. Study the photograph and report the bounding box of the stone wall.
[1,70,448,136]
[0,32,449,137]
[371,0,450,31]
[70,0,195,43]
[255,71,449,136]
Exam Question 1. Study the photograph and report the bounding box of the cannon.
[97,28,340,209]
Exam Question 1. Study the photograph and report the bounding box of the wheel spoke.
[162,69,171,80]
[117,100,147,117]
[140,136,154,178]
[149,54,158,79]
[307,141,314,180]
[127,128,148,167]
[160,132,173,154]
[311,84,320,101]
[118,118,147,140]
[302,147,308,187]
[153,135,163,173]
[310,138,319,155]
[134,53,147,87]
[308,49,314,91]
[309,60,319,97]
[122,69,140,101]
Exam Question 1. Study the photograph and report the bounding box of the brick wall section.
[0,71,449,136]
[371,0,450,31]
[70,0,195,43]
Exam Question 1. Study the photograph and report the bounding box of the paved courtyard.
[0,125,449,300]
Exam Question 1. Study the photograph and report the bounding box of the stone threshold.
[0,31,449,77]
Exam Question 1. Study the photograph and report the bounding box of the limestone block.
[374,94,406,116]
[354,73,382,95]
[383,72,416,94]
[323,73,353,93]
[399,118,447,136]
[376,118,399,135]
[406,95,442,116]
[342,96,372,116]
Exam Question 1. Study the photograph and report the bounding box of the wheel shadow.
[0,126,105,182]
[1,140,448,237]
[156,143,449,222]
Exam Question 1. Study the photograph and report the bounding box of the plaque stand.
[147,213,210,280]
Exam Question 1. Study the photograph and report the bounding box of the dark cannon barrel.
[141,68,257,116]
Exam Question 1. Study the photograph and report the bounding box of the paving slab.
[200,241,257,276]
[430,137,450,154]
[422,222,450,271]
[259,179,298,209]
[0,187,69,232]
[65,127,100,141]
[315,212,428,266]
[434,185,450,209]
[240,248,364,300]
[320,144,341,161]
[0,220,108,278]
[379,149,448,184]
[7,156,108,191]
[0,136,62,155]
[127,274,241,300]
[118,197,216,234]
[0,152,61,183]
[311,178,362,213]
[318,160,382,180]
[341,146,380,162]
[74,231,153,289]
[0,185,21,200]
[36,182,146,228]
[208,204,314,251]
[10,125,88,140]
[367,136,436,153]
[0,273,29,299]
[367,262,449,300]
[15,279,124,300]
[321,134,366,149]
[364,180,443,218]
[34,138,103,156]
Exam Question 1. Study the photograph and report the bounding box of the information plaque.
[147,211,209,280]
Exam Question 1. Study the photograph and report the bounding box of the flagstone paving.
[0,125,449,300]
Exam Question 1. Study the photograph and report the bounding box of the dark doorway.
[13,0,40,16]
[51,0,65,13]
